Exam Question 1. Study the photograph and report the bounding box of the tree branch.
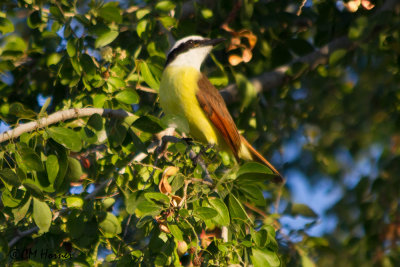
[220,36,354,104]
[220,0,399,104]
[8,227,39,248]
[0,108,134,143]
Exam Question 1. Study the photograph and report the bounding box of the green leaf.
[66,196,84,209]
[33,198,52,233]
[158,16,177,29]
[329,49,347,66]
[67,39,77,57]
[138,61,159,90]
[46,155,59,185]
[201,8,213,19]
[155,1,176,12]
[47,53,62,66]
[3,35,27,53]
[108,77,126,90]
[0,168,21,187]
[135,199,163,217]
[144,192,170,205]
[194,207,218,220]
[239,184,265,206]
[208,197,230,226]
[80,53,96,76]
[39,97,52,116]
[0,17,14,34]
[289,203,318,218]
[1,189,21,208]
[251,228,270,248]
[70,56,82,75]
[50,5,64,21]
[136,20,148,38]
[95,30,119,48]
[161,114,189,133]
[98,4,122,23]
[251,248,280,267]
[170,174,185,193]
[20,148,44,172]
[228,194,251,223]
[23,180,44,199]
[136,9,150,20]
[106,120,128,147]
[348,16,368,40]
[133,115,163,133]
[167,223,184,241]
[27,11,42,29]
[65,157,83,182]
[236,162,277,182]
[12,198,31,224]
[48,140,68,190]
[102,198,115,210]
[98,212,122,238]
[299,248,317,267]
[81,127,98,144]
[88,113,103,131]
[237,162,274,176]
[115,89,140,104]
[47,127,82,152]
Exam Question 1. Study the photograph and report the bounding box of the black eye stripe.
[165,39,204,66]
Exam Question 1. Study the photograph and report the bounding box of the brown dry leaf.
[242,48,253,63]
[229,54,243,66]
[361,0,375,10]
[159,223,170,234]
[159,176,172,194]
[221,23,234,33]
[227,36,241,51]
[344,0,361,12]
[170,195,183,207]
[159,166,179,194]
[223,26,258,66]
[238,30,258,49]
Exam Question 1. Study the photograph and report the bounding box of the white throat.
[167,46,212,70]
[166,35,213,70]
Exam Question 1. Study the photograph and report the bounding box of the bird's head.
[165,35,225,70]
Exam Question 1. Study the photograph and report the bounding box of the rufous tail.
[240,136,284,183]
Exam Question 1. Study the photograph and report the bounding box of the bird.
[159,35,283,182]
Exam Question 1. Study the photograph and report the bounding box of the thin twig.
[243,202,268,218]
[8,227,39,248]
[136,85,157,94]
[296,0,307,16]
[85,179,113,200]
[188,150,213,183]
[117,214,133,254]
[181,180,191,209]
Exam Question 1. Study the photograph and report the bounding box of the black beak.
[202,38,226,46]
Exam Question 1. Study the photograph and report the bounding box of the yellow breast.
[159,66,221,146]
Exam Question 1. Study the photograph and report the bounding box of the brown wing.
[196,74,241,160]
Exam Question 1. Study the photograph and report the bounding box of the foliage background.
[0,0,400,266]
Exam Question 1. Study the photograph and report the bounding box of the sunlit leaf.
[47,127,82,152]
[194,207,218,220]
[115,89,139,104]
[33,198,52,233]
[98,212,122,238]
[95,30,119,48]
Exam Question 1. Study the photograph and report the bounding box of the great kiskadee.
[159,35,283,182]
